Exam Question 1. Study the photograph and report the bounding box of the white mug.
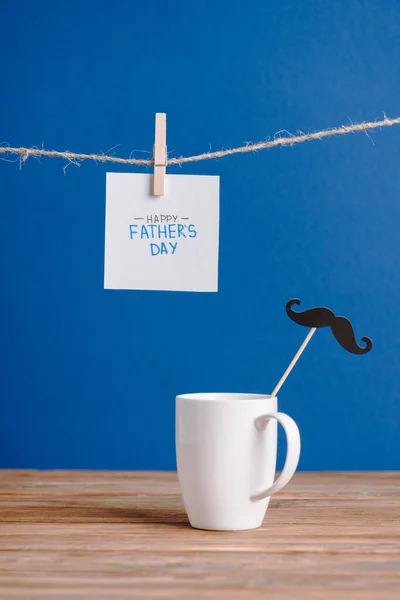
[176,393,300,531]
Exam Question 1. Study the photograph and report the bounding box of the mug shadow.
[95,504,191,529]
[20,501,192,529]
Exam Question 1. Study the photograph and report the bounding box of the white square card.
[104,173,219,292]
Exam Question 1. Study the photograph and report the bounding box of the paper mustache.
[286,298,373,355]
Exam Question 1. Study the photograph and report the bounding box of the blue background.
[1,0,399,470]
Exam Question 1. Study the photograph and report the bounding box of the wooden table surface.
[0,471,399,599]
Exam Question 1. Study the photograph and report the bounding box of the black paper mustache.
[286,299,373,355]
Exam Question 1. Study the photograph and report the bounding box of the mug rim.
[176,392,277,402]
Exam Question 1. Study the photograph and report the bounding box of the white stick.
[271,328,317,397]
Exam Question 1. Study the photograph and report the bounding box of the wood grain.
[0,471,399,599]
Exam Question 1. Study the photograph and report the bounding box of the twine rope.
[1,116,399,167]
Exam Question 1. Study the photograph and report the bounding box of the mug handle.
[251,412,301,501]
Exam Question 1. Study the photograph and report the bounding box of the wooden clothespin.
[153,113,167,196]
